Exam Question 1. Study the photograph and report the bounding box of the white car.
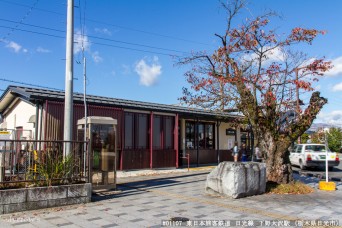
[289,144,340,171]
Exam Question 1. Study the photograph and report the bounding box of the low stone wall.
[205,162,266,199]
[0,183,92,214]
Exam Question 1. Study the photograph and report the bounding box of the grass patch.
[266,181,314,194]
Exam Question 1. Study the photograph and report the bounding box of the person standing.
[241,143,247,162]
[255,146,262,162]
[233,142,239,162]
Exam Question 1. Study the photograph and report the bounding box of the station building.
[0,85,254,170]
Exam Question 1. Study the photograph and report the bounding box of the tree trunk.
[258,130,293,184]
[266,148,293,184]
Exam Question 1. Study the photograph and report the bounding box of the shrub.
[27,151,77,187]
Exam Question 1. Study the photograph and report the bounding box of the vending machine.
[77,116,117,187]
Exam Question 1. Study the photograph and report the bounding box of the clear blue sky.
[0,0,341,125]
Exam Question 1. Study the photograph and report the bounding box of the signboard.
[0,131,11,140]
[0,131,11,181]
[226,128,236,136]
[0,131,12,149]
[0,131,11,134]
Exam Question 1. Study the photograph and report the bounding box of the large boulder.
[205,162,266,199]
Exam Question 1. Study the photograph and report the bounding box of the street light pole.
[63,0,74,157]
[324,131,329,182]
[83,49,87,176]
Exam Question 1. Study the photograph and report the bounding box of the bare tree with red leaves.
[178,0,332,184]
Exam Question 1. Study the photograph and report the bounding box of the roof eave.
[1,85,243,119]
[0,90,16,113]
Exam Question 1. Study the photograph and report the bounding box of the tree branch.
[289,91,327,141]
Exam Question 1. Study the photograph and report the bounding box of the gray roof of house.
[0,85,242,119]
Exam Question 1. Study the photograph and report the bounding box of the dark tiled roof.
[0,85,241,119]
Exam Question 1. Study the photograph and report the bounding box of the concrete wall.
[0,183,92,214]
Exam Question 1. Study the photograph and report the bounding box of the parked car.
[289,144,340,171]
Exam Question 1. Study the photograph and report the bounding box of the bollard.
[181,153,190,172]
[187,153,189,171]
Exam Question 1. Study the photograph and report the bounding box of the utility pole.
[63,0,74,157]
[83,48,87,175]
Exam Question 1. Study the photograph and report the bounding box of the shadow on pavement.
[294,173,342,189]
[92,170,342,202]
[306,166,342,172]
[92,171,209,202]
[293,173,320,186]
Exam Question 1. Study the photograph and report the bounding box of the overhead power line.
[0,0,63,15]
[0,0,211,47]
[87,35,188,54]
[0,18,188,54]
[90,41,179,57]
[0,25,64,39]
[2,0,40,40]
[86,18,212,47]
[0,78,62,91]
[0,24,183,56]
[0,18,64,33]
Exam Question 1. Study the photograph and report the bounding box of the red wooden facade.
[43,101,178,170]
[0,86,254,171]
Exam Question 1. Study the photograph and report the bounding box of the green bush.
[27,152,76,187]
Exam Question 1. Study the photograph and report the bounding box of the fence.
[0,140,88,187]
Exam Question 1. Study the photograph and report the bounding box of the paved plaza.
[0,168,341,227]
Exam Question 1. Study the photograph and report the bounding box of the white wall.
[0,100,36,139]
[218,122,240,150]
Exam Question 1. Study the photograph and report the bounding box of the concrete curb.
[117,169,188,178]
[117,166,215,178]
[293,170,342,182]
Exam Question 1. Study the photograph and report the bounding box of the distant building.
[0,85,254,170]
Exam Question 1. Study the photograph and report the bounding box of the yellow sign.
[0,131,10,135]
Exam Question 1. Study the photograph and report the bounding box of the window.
[296,145,303,153]
[124,113,174,150]
[136,114,148,149]
[185,121,215,149]
[198,124,205,148]
[124,113,134,149]
[153,115,162,149]
[305,145,328,152]
[186,122,195,149]
[124,112,149,149]
[164,116,174,149]
[205,124,214,149]
[153,115,175,150]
